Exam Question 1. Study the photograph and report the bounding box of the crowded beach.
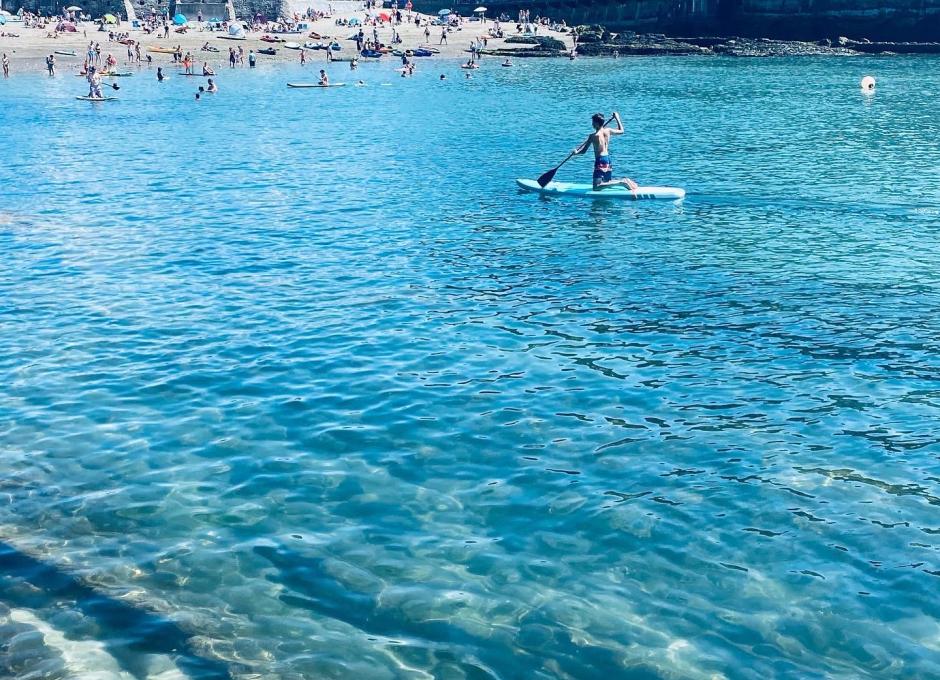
[0,2,575,90]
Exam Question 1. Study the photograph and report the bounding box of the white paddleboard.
[76,96,117,101]
[516,178,685,200]
[287,82,346,88]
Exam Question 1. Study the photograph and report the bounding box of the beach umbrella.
[473,6,486,12]
[173,13,187,24]
[103,13,117,23]
[0,15,5,24]
[438,8,451,15]
[378,11,390,20]
[65,5,81,10]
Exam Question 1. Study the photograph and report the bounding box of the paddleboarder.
[573,112,638,191]
[86,65,103,99]
[318,69,329,85]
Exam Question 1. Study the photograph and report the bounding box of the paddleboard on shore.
[55,50,77,56]
[516,178,685,200]
[287,82,346,88]
[76,96,117,101]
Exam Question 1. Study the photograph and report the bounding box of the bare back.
[590,127,612,157]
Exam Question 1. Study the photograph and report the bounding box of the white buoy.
[860,75,876,91]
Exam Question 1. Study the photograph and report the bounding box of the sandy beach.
[0,10,573,75]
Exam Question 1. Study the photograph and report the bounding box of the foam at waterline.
[9,607,190,679]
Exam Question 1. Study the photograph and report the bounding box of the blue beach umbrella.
[438,8,451,15]
[173,13,187,25]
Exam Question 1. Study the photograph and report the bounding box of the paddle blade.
[536,166,558,188]
[112,83,120,90]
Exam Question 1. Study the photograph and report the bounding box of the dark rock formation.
[573,26,940,56]
[504,35,567,50]
[457,0,940,42]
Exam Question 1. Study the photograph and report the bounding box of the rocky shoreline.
[574,28,940,57]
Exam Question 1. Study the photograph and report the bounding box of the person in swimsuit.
[573,111,638,191]
[318,69,328,85]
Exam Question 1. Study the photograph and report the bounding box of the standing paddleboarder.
[573,112,638,191]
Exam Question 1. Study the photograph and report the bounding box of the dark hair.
[591,113,605,129]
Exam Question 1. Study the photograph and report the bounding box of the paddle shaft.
[538,115,616,187]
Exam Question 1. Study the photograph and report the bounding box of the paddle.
[537,115,614,187]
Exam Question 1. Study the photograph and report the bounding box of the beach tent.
[228,23,244,36]
[0,15,5,24]
[348,17,360,25]
[378,11,390,21]
[173,13,187,24]
[56,21,77,31]
[103,13,117,23]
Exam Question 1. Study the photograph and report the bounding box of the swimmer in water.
[157,66,165,81]
[207,78,217,92]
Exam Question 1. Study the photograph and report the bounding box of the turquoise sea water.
[1,54,940,679]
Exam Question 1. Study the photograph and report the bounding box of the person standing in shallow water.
[2,53,9,77]
[572,111,638,191]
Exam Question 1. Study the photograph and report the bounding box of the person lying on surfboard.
[573,112,638,192]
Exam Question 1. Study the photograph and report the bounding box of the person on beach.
[248,50,256,68]
[300,48,306,65]
[318,69,328,85]
[439,27,447,44]
[573,111,638,191]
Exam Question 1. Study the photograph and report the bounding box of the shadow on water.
[254,543,665,680]
[0,541,231,680]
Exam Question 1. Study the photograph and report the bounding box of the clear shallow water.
[1,55,940,679]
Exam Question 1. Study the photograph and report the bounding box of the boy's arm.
[573,133,593,155]
[609,111,625,135]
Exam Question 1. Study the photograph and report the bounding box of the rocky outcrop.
[574,29,940,56]
[455,0,940,42]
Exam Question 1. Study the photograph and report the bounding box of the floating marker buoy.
[860,75,876,91]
